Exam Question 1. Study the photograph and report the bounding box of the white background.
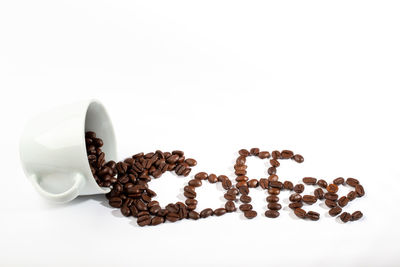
[1,1,399,266]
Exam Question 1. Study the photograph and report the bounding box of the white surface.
[0,1,399,266]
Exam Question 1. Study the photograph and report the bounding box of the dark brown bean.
[227,188,239,196]
[109,197,123,208]
[317,179,328,188]
[283,181,294,190]
[239,204,253,211]
[240,195,252,203]
[236,156,246,165]
[346,178,359,187]
[188,211,200,220]
[351,211,363,221]
[294,208,306,218]
[347,191,357,201]
[121,205,131,216]
[281,150,294,159]
[355,184,365,197]
[325,193,338,201]
[185,158,197,167]
[325,199,337,208]
[258,151,270,159]
[293,154,304,163]
[200,208,213,218]
[166,154,179,164]
[236,176,249,182]
[314,188,324,199]
[293,184,305,193]
[266,195,279,203]
[265,210,279,218]
[303,177,317,185]
[195,172,208,180]
[214,208,227,216]
[306,211,320,221]
[333,177,345,185]
[270,159,280,167]
[329,206,342,216]
[184,190,196,199]
[189,179,202,187]
[338,196,349,207]
[224,193,236,201]
[208,174,218,183]
[238,186,249,195]
[289,193,302,202]
[248,179,259,188]
[267,203,282,211]
[166,213,180,222]
[302,195,317,204]
[250,148,260,156]
[259,178,269,189]
[267,167,276,175]
[340,212,352,223]
[137,215,151,226]
[239,149,250,156]
[225,201,237,212]
[151,216,165,226]
[268,175,279,182]
[268,188,280,195]
[289,202,303,209]
[269,181,283,189]
[244,210,257,219]
[271,150,281,159]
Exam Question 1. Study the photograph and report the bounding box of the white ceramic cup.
[19,100,116,203]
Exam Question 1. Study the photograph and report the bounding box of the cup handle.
[30,173,86,203]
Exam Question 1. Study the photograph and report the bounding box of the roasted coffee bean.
[166,203,179,213]
[238,186,249,195]
[147,200,159,209]
[137,215,152,226]
[244,210,257,219]
[325,199,337,208]
[314,188,324,200]
[281,150,294,159]
[248,179,259,188]
[329,206,342,216]
[259,178,269,189]
[227,188,239,195]
[188,211,200,220]
[294,208,307,219]
[239,149,250,156]
[269,181,283,189]
[351,211,363,221]
[149,205,161,215]
[225,201,237,212]
[302,195,317,204]
[184,185,196,194]
[221,179,232,190]
[303,177,317,185]
[265,210,280,218]
[293,154,304,163]
[268,175,279,182]
[293,184,305,193]
[267,167,277,175]
[185,158,197,167]
[189,179,202,187]
[340,212,352,223]
[333,177,345,185]
[289,193,302,202]
[214,208,227,216]
[268,188,280,195]
[266,195,279,203]
[157,209,168,217]
[306,211,320,221]
[325,192,338,201]
[289,202,303,209]
[235,169,246,176]
[121,205,131,216]
[218,175,229,182]
[166,154,179,164]
[234,165,247,171]
[130,205,139,217]
[200,208,213,218]
[317,179,328,188]
[355,184,365,197]
[109,197,123,208]
[240,195,252,203]
[208,174,218,183]
[136,200,148,211]
[346,178,359,187]
[267,203,282,211]
[270,159,280,167]
[271,150,281,159]
[239,204,253,211]
[338,196,349,207]
[327,184,339,193]
[151,216,165,226]
[283,181,294,190]
[236,176,249,182]
[236,156,246,165]
[224,193,236,201]
[347,191,357,201]
[250,148,260,156]
[195,172,208,180]
[166,213,180,222]
[258,151,270,159]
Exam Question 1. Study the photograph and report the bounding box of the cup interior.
[85,101,117,163]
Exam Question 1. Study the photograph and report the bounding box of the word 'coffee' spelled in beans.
[85,132,365,226]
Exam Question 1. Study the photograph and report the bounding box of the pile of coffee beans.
[85,131,364,226]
